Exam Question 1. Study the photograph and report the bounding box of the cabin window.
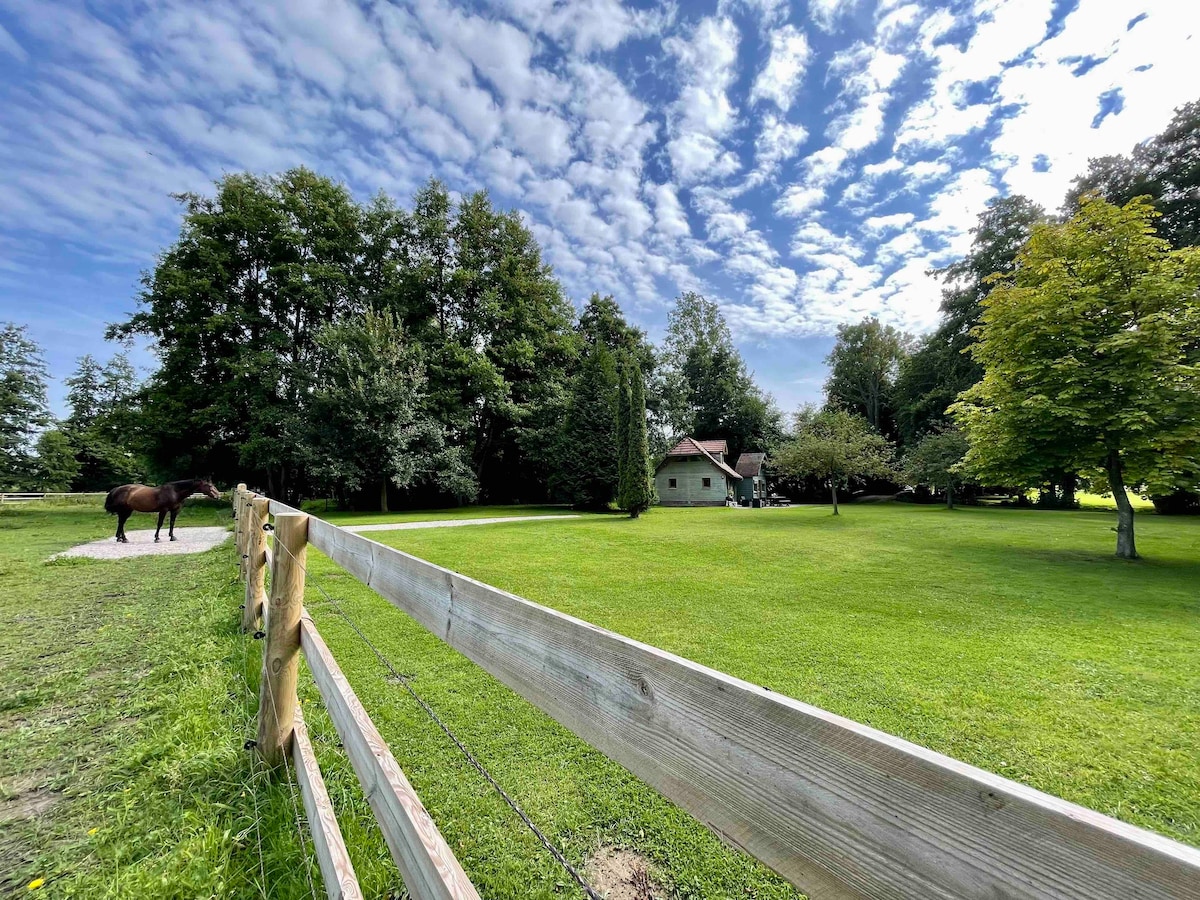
[702,477,711,488]
[668,478,677,488]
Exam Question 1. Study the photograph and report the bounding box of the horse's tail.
[104,487,124,514]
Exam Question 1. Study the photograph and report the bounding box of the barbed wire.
[271,533,604,900]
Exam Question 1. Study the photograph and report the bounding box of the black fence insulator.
[263,523,275,532]
[243,739,257,750]
[253,630,265,640]
[241,554,249,560]
[239,603,246,610]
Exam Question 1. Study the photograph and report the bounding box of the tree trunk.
[379,480,389,513]
[945,485,954,510]
[1105,450,1137,559]
[629,509,640,519]
[1061,473,1077,509]
[830,483,839,516]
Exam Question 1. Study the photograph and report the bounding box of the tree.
[902,428,969,509]
[775,407,894,515]
[555,344,619,510]
[824,316,908,433]
[0,323,51,489]
[893,196,1046,444]
[660,292,781,459]
[63,353,143,490]
[32,429,80,491]
[1066,99,1200,250]
[953,196,1200,559]
[305,310,475,510]
[617,356,653,517]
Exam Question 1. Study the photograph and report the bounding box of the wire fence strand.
[271,533,604,900]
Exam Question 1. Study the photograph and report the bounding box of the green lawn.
[3,500,1198,898]
[301,502,575,527]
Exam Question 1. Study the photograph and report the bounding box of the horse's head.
[196,479,221,500]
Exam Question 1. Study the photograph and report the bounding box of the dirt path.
[343,514,579,533]
[54,527,230,560]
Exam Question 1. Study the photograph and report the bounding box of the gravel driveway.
[54,527,231,560]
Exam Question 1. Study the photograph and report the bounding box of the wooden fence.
[232,485,1200,900]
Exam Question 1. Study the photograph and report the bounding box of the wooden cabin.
[734,452,767,505]
[654,438,742,506]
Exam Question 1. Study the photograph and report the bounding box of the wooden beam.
[307,522,1200,900]
[300,611,480,900]
[292,705,365,900]
[234,484,248,582]
[242,497,270,632]
[258,512,308,768]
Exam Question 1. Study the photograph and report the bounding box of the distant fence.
[231,484,1200,900]
[0,491,107,503]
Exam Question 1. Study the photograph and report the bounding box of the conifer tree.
[617,356,653,518]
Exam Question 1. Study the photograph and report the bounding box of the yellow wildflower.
[88,827,99,836]
[28,878,45,890]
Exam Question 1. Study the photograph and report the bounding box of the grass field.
[2,500,1198,898]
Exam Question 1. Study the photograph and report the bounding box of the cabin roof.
[734,452,766,477]
[657,436,742,481]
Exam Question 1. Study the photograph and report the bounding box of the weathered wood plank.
[308,524,1200,900]
[292,705,365,900]
[300,611,480,900]
[258,513,308,767]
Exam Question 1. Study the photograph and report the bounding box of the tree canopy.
[824,316,909,435]
[902,427,970,509]
[0,323,51,490]
[775,407,894,514]
[953,196,1200,557]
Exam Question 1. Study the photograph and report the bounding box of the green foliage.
[893,196,1047,444]
[824,316,909,434]
[555,344,619,510]
[0,322,51,489]
[775,407,894,513]
[62,353,144,490]
[306,310,476,509]
[953,195,1200,557]
[660,292,780,460]
[112,170,575,506]
[31,429,80,491]
[1066,99,1200,250]
[617,356,654,517]
[902,427,970,507]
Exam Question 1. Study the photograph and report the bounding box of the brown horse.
[104,478,221,543]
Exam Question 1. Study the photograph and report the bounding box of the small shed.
[734,452,767,504]
[655,437,742,507]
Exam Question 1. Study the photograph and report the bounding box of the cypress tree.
[618,356,653,518]
[557,345,620,510]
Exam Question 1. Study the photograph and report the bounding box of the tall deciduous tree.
[617,356,653,518]
[305,311,475,510]
[824,316,909,434]
[775,407,894,515]
[660,291,780,460]
[0,323,50,489]
[902,427,970,509]
[953,196,1200,559]
[32,429,80,491]
[893,196,1046,444]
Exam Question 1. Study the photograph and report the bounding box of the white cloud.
[749,25,812,111]
[0,23,29,62]
[775,184,825,217]
[808,0,858,33]
[664,16,742,184]
[863,211,915,235]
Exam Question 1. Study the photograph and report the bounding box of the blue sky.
[1,0,1197,417]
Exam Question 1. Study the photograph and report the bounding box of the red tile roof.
[658,437,742,481]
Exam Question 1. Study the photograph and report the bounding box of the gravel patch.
[344,514,579,533]
[54,527,231,560]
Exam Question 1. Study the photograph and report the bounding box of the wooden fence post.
[234,483,248,582]
[242,497,270,633]
[257,512,308,768]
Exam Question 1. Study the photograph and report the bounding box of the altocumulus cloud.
[1,0,1199,412]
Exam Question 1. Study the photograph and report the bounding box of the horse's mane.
[167,478,203,490]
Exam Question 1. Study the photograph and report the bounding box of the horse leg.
[117,511,131,543]
[154,510,166,542]
[168,508,179,541]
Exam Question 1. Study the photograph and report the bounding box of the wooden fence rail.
[237,489,1200,900]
